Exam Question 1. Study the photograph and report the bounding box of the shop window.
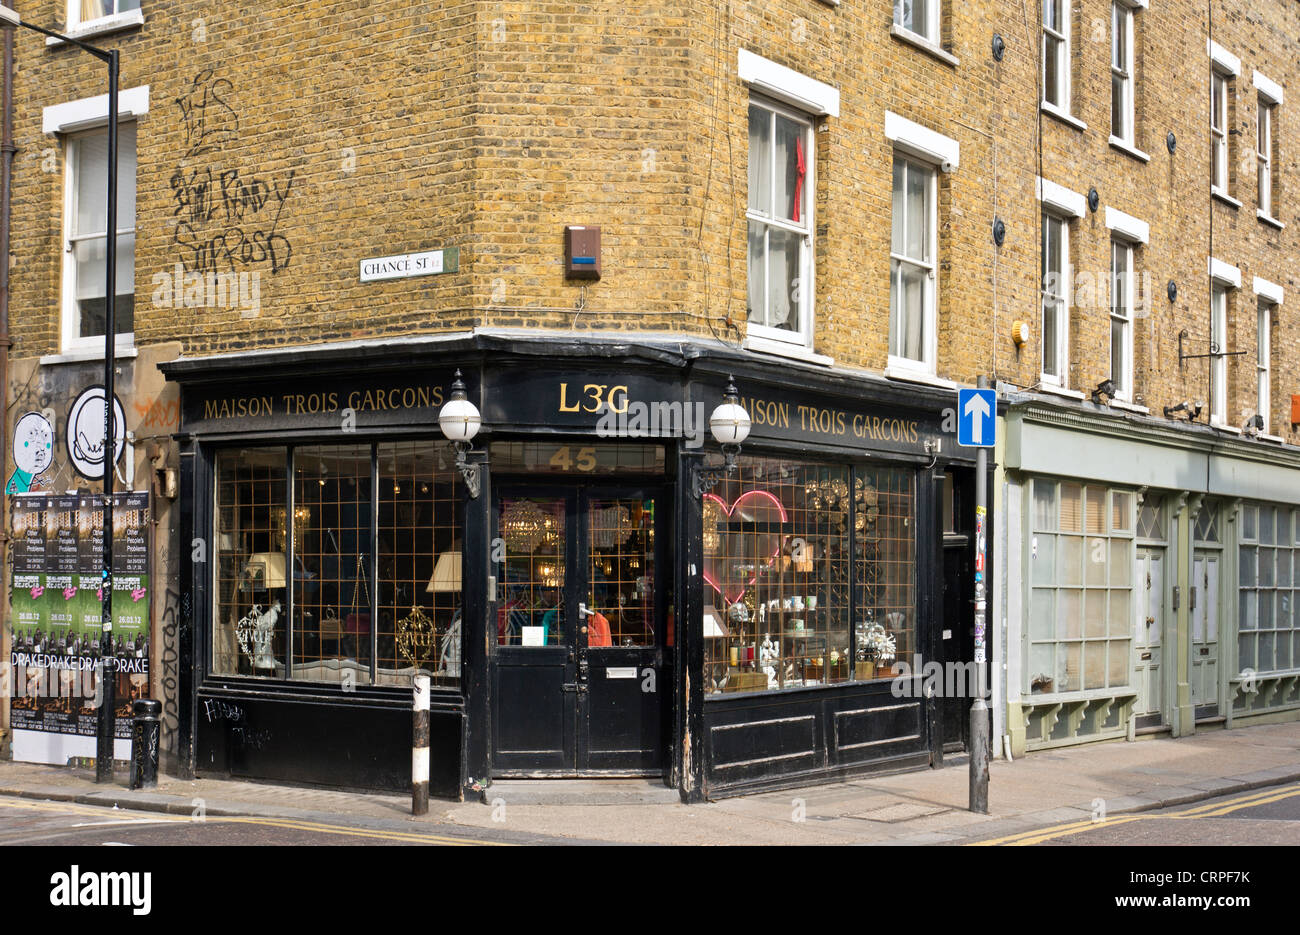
[213,442,462,688]
[377,443,464,686]
[701,455,914,695]
[1238,504,1300,674]
[215,449,288,678]
[1028,479,1135,694]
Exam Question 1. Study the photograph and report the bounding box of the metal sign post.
[968,377,991,813]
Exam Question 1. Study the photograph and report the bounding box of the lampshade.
[438,370,481,443]
[244,553,287,589]
[427,551,462,592]
[710,377,751,446]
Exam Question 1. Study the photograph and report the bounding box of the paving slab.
[1,720,1298,844]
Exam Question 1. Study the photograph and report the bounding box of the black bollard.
[129,698,162,790]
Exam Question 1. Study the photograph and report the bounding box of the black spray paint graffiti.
[178,69,239,159]
[171,71,295,276]
[159,586,180,748]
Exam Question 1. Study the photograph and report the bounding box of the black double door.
[491,485,667,775]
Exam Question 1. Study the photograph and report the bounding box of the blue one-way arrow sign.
[957,388,996,447]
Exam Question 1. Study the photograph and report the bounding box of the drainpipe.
[0,25,14,754]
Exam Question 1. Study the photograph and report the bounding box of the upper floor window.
[890,155,937,372]
[1211,69,1230,193]
[63,122,137,353]
[747,97,813,346]
[1041,212,1070,386]
[1253,71,1284,223]
[1109,238,1135,400]
[1208,41,1241,199]
[1257,299,1273,435]
[895,0,941,46]
[1210,282,1229,426]
[1043,0,1070,111]
[71,0,141,28]
[1110,1,1136,144]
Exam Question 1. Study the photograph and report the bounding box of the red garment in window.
[588,611,612,647]
[792,136,806,223]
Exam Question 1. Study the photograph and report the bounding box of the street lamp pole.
[0,7,120,782]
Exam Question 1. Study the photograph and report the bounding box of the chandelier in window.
[502,499,558,552]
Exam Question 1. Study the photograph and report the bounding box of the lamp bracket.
[1178,330,1248,366]
[453,443,482,499]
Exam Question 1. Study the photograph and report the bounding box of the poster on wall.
[8,491,151,764]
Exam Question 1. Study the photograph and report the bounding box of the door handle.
[578,602,595,618]
[1190,587,1197,611]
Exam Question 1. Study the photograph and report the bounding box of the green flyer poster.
[45,495,80,652]
[111,491,150,646]
[76,493,104,646]
[10,493,48,646]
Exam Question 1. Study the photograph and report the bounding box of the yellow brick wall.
[1,0,1296,443]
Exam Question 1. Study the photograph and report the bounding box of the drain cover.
[847,802,950,823]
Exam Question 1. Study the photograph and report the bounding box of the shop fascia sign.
[360,247,459,283]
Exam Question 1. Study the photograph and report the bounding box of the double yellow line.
[0,795,504,846]
[971,782,1300,846]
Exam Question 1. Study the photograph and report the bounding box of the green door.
[1190,550,1220,717]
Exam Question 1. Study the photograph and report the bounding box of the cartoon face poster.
[8,412,54,495]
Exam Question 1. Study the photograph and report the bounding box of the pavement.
[0,720,1298,844]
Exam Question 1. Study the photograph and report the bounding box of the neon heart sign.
[701,489,789,604]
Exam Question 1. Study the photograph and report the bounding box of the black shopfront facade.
[163,333,980,801]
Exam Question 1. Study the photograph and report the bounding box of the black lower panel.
[703,684,927,796]
[195,689,464,798]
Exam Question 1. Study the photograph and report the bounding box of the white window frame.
[894,0,941,46]
[1211,69,1230,195]
[1209,262,1241,428]
[45,87,148,356]
[884,113,958,378]
[65,0,143,36]
[745,96,815,348]
[1110,1,1135,146]
[1257,299,1272,435]
[1257,97,1274,218]
[889,155,939,375]
[1041,212,1070,387]
[61,126,137,356]
[1109,238,1136,402]
[1042,0,1070,113]
[1208,275,1234,427]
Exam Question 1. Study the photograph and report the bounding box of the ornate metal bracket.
[690,444,742,498]
[454,443,481,499]
[691,464,728,499]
